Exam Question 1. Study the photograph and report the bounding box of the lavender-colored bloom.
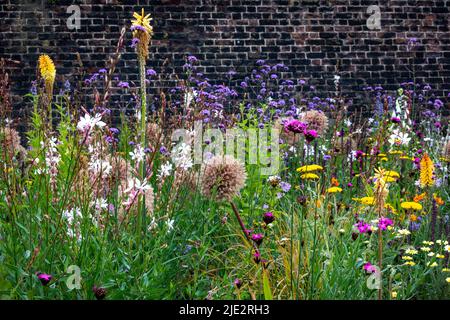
[280,181,291,193]
[118,81,130,89]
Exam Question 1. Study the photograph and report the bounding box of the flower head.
[263,212,275,224]
[296,164,323,173]
[38,54,56,92]
[131,9,153,59]
[36,272,52,286]
[300,110,329,136]
[400,201,423,211]
[420,153,434,188]
[200,155,247,202]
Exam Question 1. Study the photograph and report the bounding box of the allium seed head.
[200,155,246,202]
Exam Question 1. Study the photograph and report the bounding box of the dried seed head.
[200,155,246,202]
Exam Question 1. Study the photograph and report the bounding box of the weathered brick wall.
[1,0,449,117]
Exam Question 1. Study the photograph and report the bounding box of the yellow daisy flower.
[327,187,343,193]
[400,202,423,211]
[296,164,323,173]
[300,173,320,180]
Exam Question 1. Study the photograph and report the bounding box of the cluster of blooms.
[35,137,60,188]
[62,207,83,243]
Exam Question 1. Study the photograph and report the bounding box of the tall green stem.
[138,55,147,241]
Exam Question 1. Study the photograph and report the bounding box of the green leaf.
[262,269,273,300]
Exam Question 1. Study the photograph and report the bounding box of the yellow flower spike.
[38,54,56,96]
[39,54,56,84]
[131,8,153,60]
[420,153,434,188]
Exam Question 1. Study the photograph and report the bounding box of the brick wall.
[1,0,449,117]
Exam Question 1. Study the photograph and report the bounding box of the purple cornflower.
[391,117,401,123]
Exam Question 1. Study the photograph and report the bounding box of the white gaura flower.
[344,119,352,127]
[89,159,112,178]
[157,161,173,179]
[129,144,146,163]
[125,177,151,193]
[92,198,108,211]
[166,219,175,233]
[388,129,411,145]
[62,207,82,224]
[77,113,106,132]
[171,142,193,171]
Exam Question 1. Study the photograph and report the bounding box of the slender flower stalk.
[131,9,153,224]
[38,54,56,124]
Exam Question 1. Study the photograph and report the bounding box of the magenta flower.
[363,262,376,273]
[251,233,264,246]
[304,129,318,142]
[233,278,242,289]
[391,117,401,123]
[284,119,307,134]
[253,251,261,264]
[378,217,394,231]
[356,221,372,234]
[36,272,52,286]
[263,212,275,225]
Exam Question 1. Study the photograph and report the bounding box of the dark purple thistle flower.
[304,129,318,143]
[251,233,264,246]
[253,251,261,264]
[233,278,242,289]
[391,117,401,123]
[263,212,275,225]
[92,286,107,300]
[36,272,52,286]
[284,119,307,134]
